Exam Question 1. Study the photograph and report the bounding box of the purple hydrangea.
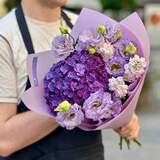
[52,35,74,55]
[74,63,86,76]
[44,50,109,114]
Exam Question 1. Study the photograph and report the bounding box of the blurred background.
[0,0,159,159]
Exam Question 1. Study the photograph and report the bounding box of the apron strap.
[15,4,35,54]
[61,10,73,29]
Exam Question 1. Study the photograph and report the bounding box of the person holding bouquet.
[0,0,140,159]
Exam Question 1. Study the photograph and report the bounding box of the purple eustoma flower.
[52,35,74,56]
[106,49,126,77]
[83,89,121,122]
[104,23,121,43]
[115,39,137,60]
[76,30,104,50]
[56,103,84,130]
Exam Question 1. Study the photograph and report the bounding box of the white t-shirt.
[0,9,77,103]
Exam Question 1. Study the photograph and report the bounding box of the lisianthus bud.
[124,42,137,55]
[115,28,122,40]
[97,24,106,34]
[59,26,69,34]
[55,100,71,112]
[88,47,96,55]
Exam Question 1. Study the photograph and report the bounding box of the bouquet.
[21,9,150,149]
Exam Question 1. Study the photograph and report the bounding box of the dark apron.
[0,5,104,160]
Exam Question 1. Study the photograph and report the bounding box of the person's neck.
[21,0,61,23]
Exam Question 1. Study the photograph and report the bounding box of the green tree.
[4,0,21,12]
[100,0,138,12]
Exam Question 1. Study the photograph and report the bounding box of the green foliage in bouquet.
[4,0,21,12]
[100,0,138,12]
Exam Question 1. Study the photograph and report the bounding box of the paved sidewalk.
[102,113,160,160]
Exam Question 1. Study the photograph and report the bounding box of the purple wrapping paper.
[21,8,150,130]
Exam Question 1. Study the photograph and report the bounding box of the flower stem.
[124,138,131,150]
[68,33,76,47]
[133,139,142,147]
[118,136,142,150]
[119,136,123,150]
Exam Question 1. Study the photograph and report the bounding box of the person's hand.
[115,113,140,140]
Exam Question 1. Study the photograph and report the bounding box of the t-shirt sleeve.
[0,36,18,103]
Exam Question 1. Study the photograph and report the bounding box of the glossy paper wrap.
[21,8,150,131]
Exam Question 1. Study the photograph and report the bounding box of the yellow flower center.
[92,101,102,110]
[111,63,121,72]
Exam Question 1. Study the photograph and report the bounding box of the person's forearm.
[0,111,58,156]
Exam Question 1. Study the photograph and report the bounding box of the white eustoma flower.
[99,43,114,61]
[124,55,147,82]
[109,77,128,98]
